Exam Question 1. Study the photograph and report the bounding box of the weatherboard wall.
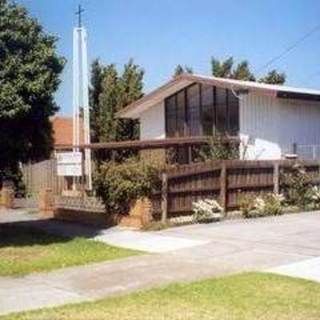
[240,93,320,159]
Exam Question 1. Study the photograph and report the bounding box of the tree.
[117,59,144,141]
[232,61,256,81]
[211,56,285,84]
[0,0,65,181]
[98,64,119,142]
[211,57,233,78]
[89,59,105,142]
[174,64,193,76]
[259,69,286,85]
[90,59,144,144]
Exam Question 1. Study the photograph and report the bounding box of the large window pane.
[165,95,176,137]
[216,87,227,133]
[227,89,239,135]
[176,90,186,136]
[201,85,214,136]
[187,84,201,136]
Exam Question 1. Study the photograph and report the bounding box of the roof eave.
[117,74,320,119]
[116,75,193,119]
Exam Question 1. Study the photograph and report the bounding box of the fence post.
[161,172,168,223]
[273,162,280,194]
[220,162,227,215]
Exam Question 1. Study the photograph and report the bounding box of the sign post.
[56,152,82,177]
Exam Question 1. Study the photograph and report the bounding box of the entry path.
[0,210,320,316]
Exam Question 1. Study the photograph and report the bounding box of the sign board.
[56,152,82,177]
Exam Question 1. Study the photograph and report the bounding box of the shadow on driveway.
[0,214,108,248]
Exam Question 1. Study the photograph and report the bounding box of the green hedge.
[94,158,161,214]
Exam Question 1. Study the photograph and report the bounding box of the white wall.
[240,93,320,159]
[139,101,166,140]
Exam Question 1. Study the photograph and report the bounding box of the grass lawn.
[0,224,141,276]
[3,273,320,320]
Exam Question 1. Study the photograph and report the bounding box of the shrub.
[239,193,285,218]
[281,163,312,208]
[192,199,223,223]
[196,134,239,162]
[94,158,161,214]
[238,193,257,218]
[257,193,285,216]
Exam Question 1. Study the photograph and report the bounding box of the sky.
[17,0,320,115]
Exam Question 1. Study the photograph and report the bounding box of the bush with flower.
[307,186,320,210]
[192,199,223,223]
[281,163,312,208]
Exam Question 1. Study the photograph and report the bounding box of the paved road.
[0,210,319,316]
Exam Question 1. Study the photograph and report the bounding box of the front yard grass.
[0,224,141,276]
[3,272,320,320]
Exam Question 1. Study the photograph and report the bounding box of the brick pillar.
[39,188,54,216]
[140,198,153,226]
[1,187,14,209]
[120,197,153,229]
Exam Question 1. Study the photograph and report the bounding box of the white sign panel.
[56,152,82,177]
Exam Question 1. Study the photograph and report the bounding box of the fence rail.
[153,159,320,220]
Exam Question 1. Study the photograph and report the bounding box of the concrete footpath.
[0,210,320,316]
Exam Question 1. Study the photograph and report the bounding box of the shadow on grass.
[0,218,105,248]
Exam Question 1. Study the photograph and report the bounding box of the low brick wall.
[53,195,111,227]
[53,196,153,229]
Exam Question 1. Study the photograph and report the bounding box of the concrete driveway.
[0,210,319,315]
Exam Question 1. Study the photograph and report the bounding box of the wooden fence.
[153,159,320,220]
[19,157,320,221]
[21,159,64,196]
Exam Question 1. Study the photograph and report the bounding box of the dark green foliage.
[89,59,105,142]
[211,57,233,78]
[232,61,256,81]
[281,163,313,208]
[174,64,193,76]
[90,59,144,145]
[98,64,119,143]
[95,158,161,214]
[117,59,144,142]
[259,69,286,84]
[0,164,25,194]
[211,57,285,83]
[0,0,65,182]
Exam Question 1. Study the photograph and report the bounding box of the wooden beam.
[55,136,240,151]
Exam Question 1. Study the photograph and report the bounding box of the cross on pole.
[76,4,84,28]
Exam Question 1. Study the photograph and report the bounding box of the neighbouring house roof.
[117,73,320,119]
[51,116,84,146]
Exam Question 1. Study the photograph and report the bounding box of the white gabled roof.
[117,73,320,119]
